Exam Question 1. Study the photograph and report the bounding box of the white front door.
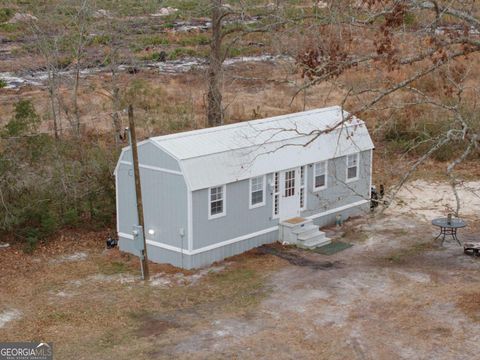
[279,167,300,220]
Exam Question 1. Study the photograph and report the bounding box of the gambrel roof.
[123,106,374,191]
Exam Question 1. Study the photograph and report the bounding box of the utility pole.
[127,105,150,280]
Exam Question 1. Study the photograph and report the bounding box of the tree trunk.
[72,65,81,136]
[207,0,224,127]
[112,86,122,146]
[48,68,59,139]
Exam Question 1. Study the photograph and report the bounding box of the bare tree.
[207,0,225,127]
[66,0,92,136]
[206,1,281,126]
[29,11,63,139]
[291,0,480,214]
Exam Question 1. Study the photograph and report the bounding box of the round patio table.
[431,217,466,246]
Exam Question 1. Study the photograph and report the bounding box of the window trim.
[208,184,226,220]
[346,153,360,183]
[313,160,328,191]
[272,172,280,219]
[249,175,266,209]
[300,166,306,210]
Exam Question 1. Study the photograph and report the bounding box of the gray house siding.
[189,230,278,268]
[119,238,192,268]
[117,145,372,270]
[191,151,371,251]
[302,150,371,217]
[121,141,180,172]
[191,174,278,250]
[117,163,189,249]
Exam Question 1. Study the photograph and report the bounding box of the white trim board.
[306,199,369,220]
[118,160,183,175]
[119,232,186,254]
[118,226,278,256]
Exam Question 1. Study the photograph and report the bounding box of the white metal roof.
[151,106,374,191]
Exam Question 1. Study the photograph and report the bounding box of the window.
[313,161,327,190]
[209,185,226,219]
[249,176,266,208]
[346,153,359,182]
[284,170,295,197]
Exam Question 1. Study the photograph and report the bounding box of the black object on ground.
[106,237,118,249]
[464,242,480,257]
[370,186,379,211]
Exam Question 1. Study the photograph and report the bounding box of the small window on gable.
[209,185,226,219]
[313,161,327,191]
[347,153,359,182]
[250,175,265,208]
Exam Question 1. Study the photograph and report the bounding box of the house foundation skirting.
[118,199,369,269]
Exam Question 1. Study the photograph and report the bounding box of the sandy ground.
[388,180,480,221]
[1,182,480,359]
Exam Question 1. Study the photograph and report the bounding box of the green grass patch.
[0,79,7,89]
[167,47,199,59]
[0,7,13,23]
[311,241,353,255]
[139,34,170,47]
[89,34,112,46]
[177,34,209,46]
[0,22,20,32]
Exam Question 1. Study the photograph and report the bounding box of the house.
[115,106,374,269]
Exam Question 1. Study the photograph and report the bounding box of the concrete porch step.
[298,229,326,242]
[298,235,332,249]
[292,224,319,236]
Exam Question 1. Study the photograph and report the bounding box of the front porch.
[279,217,331,249]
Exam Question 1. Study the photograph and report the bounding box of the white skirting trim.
[118,226,278,256]
[118,199,369,256]
[118,232,186,253]
[305,199,369,220]
[190,226,279,255]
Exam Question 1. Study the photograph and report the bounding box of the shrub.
[0,8,13,23]
[0,101,117,251]
[0,79,6,88]
[3,100,40,137]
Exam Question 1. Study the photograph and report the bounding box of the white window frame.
[313,161,328,191]
[346,153,360,183]
[272,172,280,219]
[208,184,226,219]
[249,175,266,209]
[300,166,306,210]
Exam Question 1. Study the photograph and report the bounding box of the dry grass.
[2,208,480,358]
[457,292,480,322]
[0,231,285,359]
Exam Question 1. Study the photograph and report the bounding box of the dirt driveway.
[1,182,480,359]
